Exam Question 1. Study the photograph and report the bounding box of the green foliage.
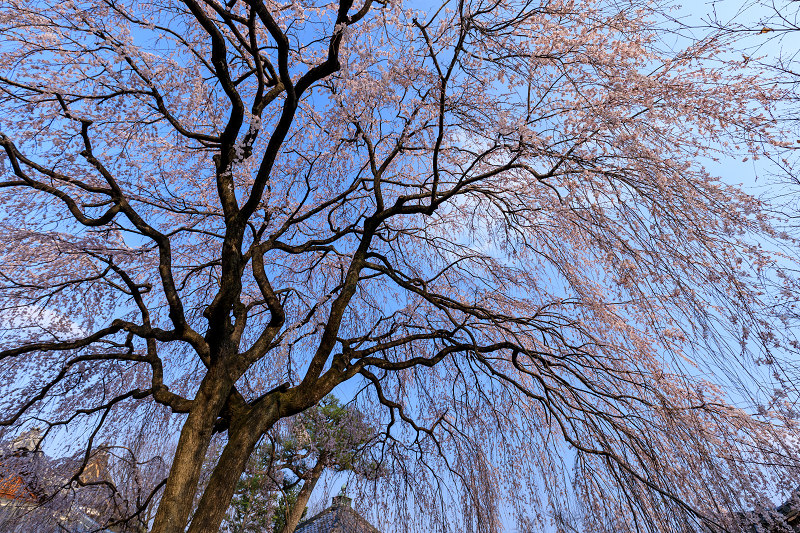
[225,446,277,533]
[222,396,380,533]
[283,396,381,477]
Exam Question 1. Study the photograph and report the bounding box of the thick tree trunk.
[186,400,281,533]
[280,457,325,533]
[150,368,233,533]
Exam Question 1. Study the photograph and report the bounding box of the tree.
[703,0,800,143]
[0,0,798,531]
[223,396,380,533]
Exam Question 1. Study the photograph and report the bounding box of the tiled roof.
[295,496,380,533]
[0,435,121,532]
[0,473,38,503]
[777,489,800,531]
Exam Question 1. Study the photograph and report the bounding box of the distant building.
[728,490,800,533]
[776,491,800,531]
[0,429,121,533]
[0,428,47,525]
[294,495,381,533]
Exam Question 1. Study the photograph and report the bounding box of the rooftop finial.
[332,485,351,508]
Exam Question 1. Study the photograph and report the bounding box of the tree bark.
[150,368,233,533]
[186,399,281,533]
[280,457,325,533]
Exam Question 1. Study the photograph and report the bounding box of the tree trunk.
[186,400,281,533]
[280,457,325,533]
[150,368,233,533]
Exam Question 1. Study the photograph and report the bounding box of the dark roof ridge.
[294,497,381,533]
[294,505,336,530]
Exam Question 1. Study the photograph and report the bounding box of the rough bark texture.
[186,404,274,533]
[151,369,234,533]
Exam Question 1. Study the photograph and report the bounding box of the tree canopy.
[1,0,799,531]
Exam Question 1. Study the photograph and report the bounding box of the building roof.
[294,495,380,533]
[0,472,39,504]
[776,489,800,531]
[0,431,121,532]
